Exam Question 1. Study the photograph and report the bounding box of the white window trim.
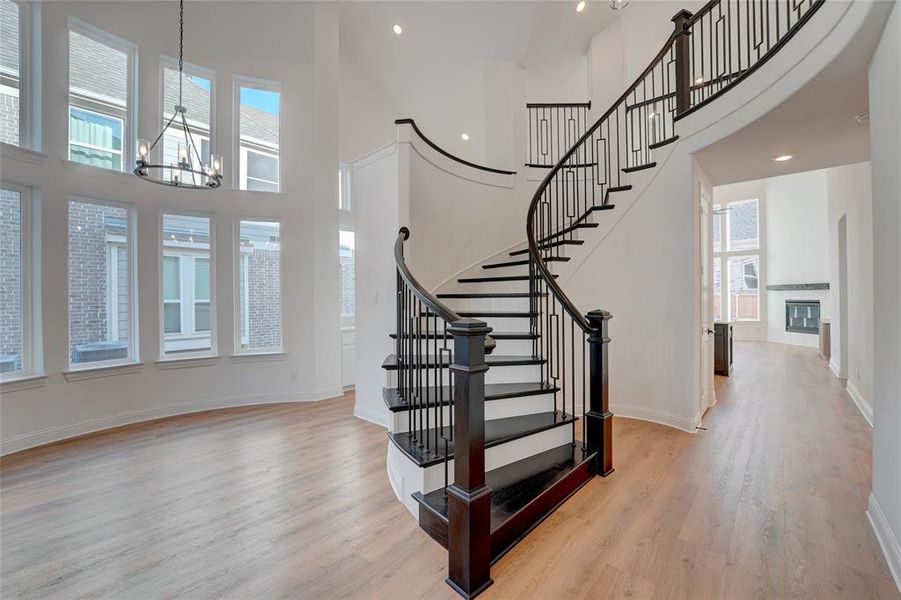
[233,75,281,192]
[0,182,38,382]
[2,0,34,149]
[158,212,216,360]
[159,55,216,166]
[68,104,126,167]
[67,196,139,371]
[713,198,766,323]
[234,217,283,355]
[67,16,138,172]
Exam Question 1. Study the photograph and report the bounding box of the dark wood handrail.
[395,119,517,176]
[395,227,461,323]
[525,31,681,333]
[526,101,592,109]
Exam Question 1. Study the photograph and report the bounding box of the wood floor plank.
[1,342,897,599]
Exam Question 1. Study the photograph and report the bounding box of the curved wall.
[1,1,343,454]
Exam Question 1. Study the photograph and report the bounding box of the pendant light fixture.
[135,0,222,188]
[609,0,631,9]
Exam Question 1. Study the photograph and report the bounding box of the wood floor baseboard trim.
[0,387,346,456]
[846,380,873,427]
[611,404,700,434]
[867,493,901,593]
[354,403,388,428]
[830,360,846,380]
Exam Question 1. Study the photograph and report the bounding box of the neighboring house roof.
[70,30,128,106]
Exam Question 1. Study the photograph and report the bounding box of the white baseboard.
[830,359,846,379]
[0,386,345,456]
[867,493,901,593]
[354,403,388,428]
[846,379,873,427]
[612,404,701,434]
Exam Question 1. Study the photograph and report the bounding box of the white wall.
[867,1,901,590]
[1,1,343,454]
[826,162,874,419]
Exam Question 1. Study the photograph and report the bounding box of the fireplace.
[785,300,820,334]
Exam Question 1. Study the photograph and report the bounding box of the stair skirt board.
[387,363,542,386]
[389,393,557,433]
[386,424,575,516]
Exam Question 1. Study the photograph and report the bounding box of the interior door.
[700,187,714,414]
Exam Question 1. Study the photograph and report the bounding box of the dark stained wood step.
[419,311,536,319]
[649,135,679,150]
[458,274,558,283]
[509,240,584,257]
[390,331,537,341]
[413,443,596,558]
[589,204,616,212]
[382,382,559,412]
[382,354,545,370]
[390,411,576,468]
[537,222,599,245]
[622,161,657,173]
[436,292,544,299]
[483,256,569,270]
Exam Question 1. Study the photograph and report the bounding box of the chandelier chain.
[178,0,184,107]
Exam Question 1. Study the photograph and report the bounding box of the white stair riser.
[386,363,542,387]
[387,424,574,516]
[389,393,557,433]
[448,280,533,294]
[440,296,533,313]
[491,338,537,355]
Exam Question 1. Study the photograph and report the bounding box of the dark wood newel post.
[446,318,493,599]
[672,9,693,115]
[585,310,614,477]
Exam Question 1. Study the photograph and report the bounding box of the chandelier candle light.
[135,0,222,188]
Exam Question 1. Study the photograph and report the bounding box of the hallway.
[1,342,896,598]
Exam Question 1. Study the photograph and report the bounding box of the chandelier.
[135,0,222,188]
[609,0,631,9]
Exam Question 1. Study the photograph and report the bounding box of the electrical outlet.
[856,368,861,381]
[290,369,298,381]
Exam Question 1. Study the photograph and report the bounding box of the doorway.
[700,186,714,414]
[837,214,849,379]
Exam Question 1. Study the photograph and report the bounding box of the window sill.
[63,362,144,382]
[1,144,48,165]
[155,355,221,370]
[230,351,286,364]
[61,159,136,183]
[0,373,49,393]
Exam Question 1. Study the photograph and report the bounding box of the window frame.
[0,182,37,381]
[712,198,765,323]
[158,56,216,168]
[233,75,281,192]
[158,211,216,359]
[234,217,284,355]
[67,105,125,170]
[66,16,137,172]
[67,195,138,370]
[1,0,33,149]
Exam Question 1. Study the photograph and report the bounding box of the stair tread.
[458,274,558,283]
[390,331,538,340]
[414,443,595,528]
[382,354,545,370]
[589,204,616,211]
[483,256,568,269]
[622,161,657,173]
[436,292,544,298]
[648,135,679,150]
[509,240,584,257]
[390,411,576,467]
[418,311,536,318]
[537,222,598,244]
[382,382,559,412]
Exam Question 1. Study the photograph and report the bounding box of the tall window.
[0,185,32,378]
[161,60,213,184]
[68,198,135,367]
[237,219,282,352]
[161,214,213,357]
[0,0,21,146]
[68,20,135,171]
[340,230,355,324]
[236,79,280,192]
[712,199,761,321]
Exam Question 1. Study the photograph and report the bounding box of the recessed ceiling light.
[647,112,657,120]
[461,133,470,141]
[576,1,586,12]
[854,110,869,124]
[773,154,793,162]
[695,77,705,84]
[392,24,403,35]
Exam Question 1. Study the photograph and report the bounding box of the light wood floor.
[1,342,897,599]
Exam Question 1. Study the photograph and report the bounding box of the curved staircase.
[381,1,826,596]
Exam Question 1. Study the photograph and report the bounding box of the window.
[713,199,761,322]
[340,230,355,322]
[237,219,281,352]
[236,79,280,192]
[161,60,214,184]
[161,214,213,356]
[0,184,34,378]
[68,20,135,171]
[68,198,135,368]
[0,0,22,146]
[339,164,352,211]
